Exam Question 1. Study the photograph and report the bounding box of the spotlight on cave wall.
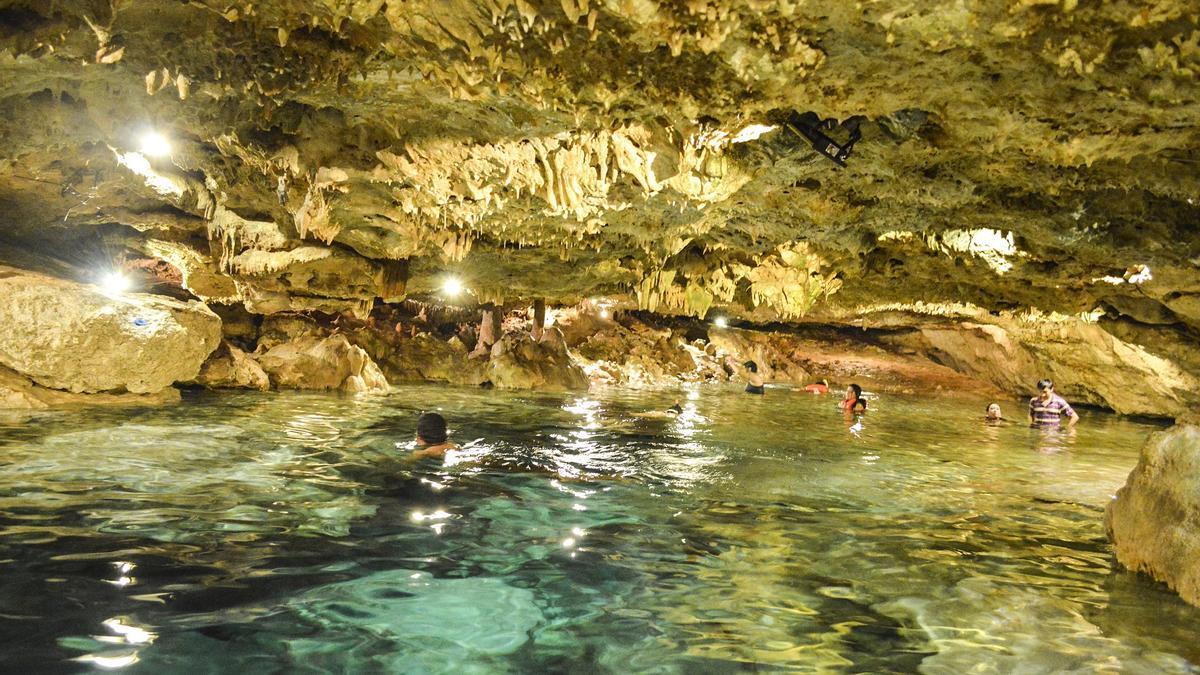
[100,272,131,295]
[138,130,172,157]
[442,276,465,297]
[713,317,728,328]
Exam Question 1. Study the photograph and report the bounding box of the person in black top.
[743,361,765,395]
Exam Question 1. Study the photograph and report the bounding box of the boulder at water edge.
[191,341,271,391]
[0,265,220,393]
[258,334,389,393]
[488,328,589,391]
[1105,424,1200,607]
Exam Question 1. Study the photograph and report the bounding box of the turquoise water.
[0,385,1197,672]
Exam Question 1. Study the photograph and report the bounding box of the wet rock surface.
[1105,424,1200,608]
[0,364,182,409]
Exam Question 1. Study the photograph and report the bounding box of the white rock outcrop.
[257,334,388,393]
[0,266,221,393]
[1105,424,1200,607]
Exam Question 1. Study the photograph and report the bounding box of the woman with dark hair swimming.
[743,360,765,395]
[840,384,867,412]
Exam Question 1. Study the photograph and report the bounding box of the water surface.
[0,385,1196,672]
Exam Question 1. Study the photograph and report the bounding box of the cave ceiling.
[0,0,1197,328]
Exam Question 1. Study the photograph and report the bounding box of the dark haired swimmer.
[743,361,765,395]
[411,412,459,459]
[840,384,867,412]
[1029,379,1078,427]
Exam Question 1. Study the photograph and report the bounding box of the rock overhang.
[0,0,1196,343]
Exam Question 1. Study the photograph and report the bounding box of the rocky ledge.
[1106,423,1200,608]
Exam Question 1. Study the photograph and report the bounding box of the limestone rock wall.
[1105,424,1200,608]
[346,330,488,386]
[0,266,220,395]
[881,316,1200,417]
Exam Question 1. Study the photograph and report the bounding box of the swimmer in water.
[632,402,684,419]
[840,384,867,413]
[743,361,765,395]
[793,378,829,394]
[410,412,459,459]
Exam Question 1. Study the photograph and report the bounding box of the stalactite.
[378,258,409,301]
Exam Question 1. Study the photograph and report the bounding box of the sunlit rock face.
[0,265,220,394]
[1106,424,1200,608]
[0,1,1197,411]
[879,315,1200,417]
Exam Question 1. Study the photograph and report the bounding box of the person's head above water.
[986,403,1002,419]
[416,412,448,445]
[743,360,758,373]
[847,383,862,399]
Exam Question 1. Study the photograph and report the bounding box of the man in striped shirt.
[1029,378,1079,427]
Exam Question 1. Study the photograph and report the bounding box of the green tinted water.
[0,385,1196,672]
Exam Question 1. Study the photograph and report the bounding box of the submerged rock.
[1105,424,1200,608]
[257,334,388,393]
[191,341,270,391]
[0,265,220,394]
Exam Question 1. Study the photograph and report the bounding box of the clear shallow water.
[0,385,1197,673]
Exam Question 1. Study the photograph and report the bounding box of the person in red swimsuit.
[801,379,829,394]
[840,384,867,412]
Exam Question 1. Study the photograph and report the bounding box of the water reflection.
[0,386,1194,672]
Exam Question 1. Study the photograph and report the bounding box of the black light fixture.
[784,111,862,167]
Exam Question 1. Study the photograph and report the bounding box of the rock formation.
[191,341,271,391]
[257,334,389,393]
[0,364,181,409]
[1105,424,1200,608]
[0,265,220,395]
[487,328,589,391]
